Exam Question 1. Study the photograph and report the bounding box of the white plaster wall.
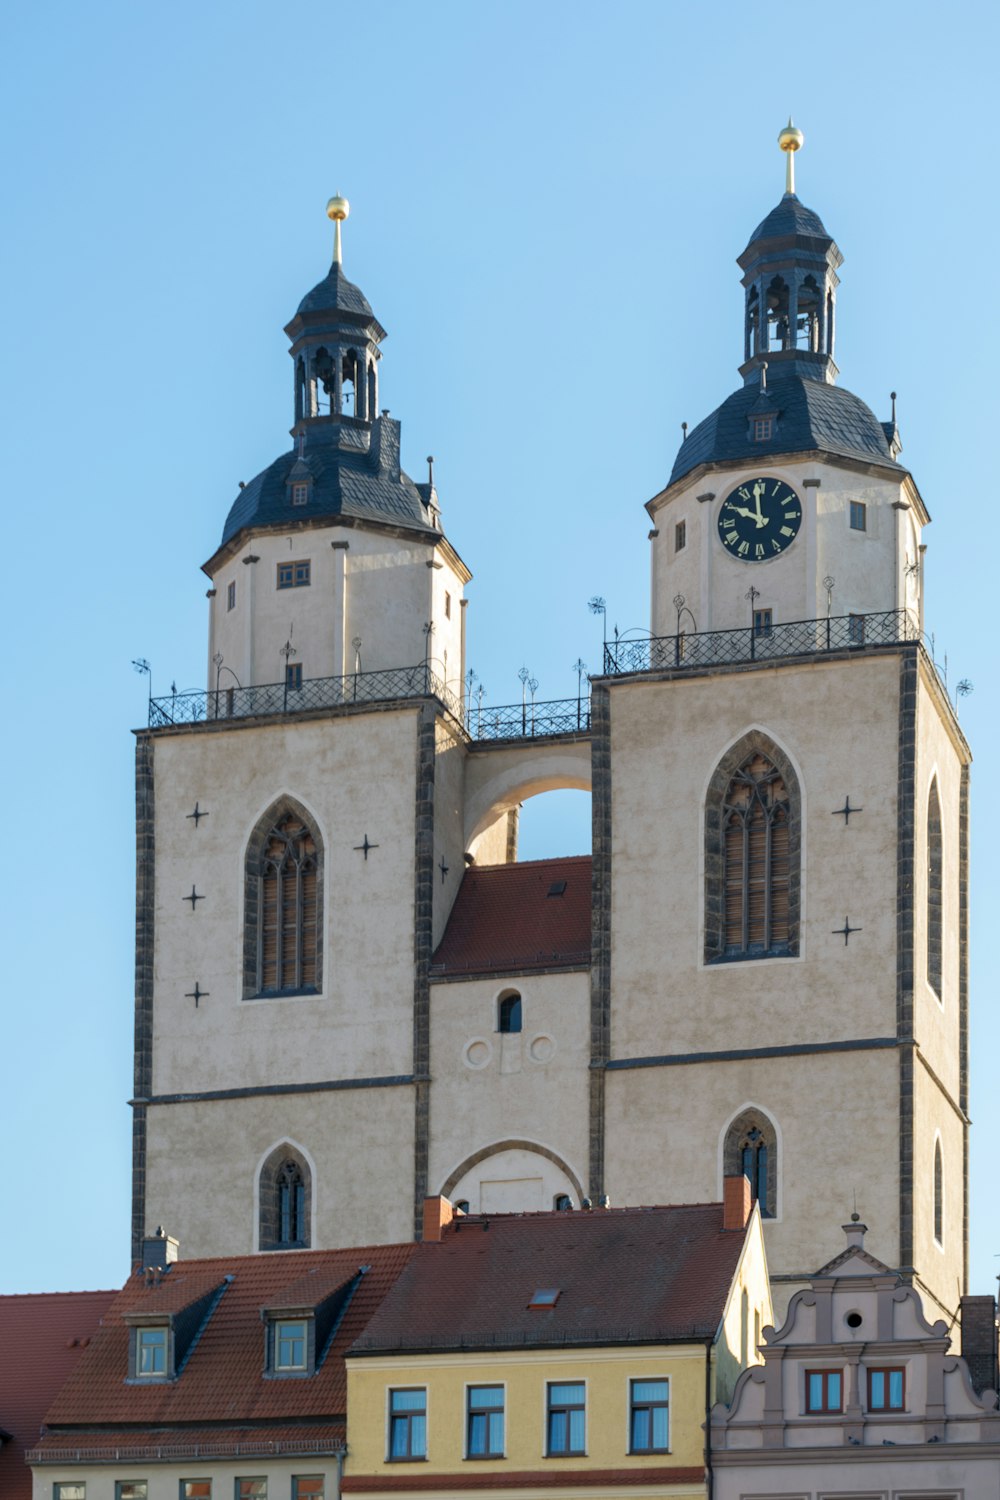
[605,1049,900,1304]
[207,524,465,689]
[432,717,469,947]
[650,457,919,636]
[913,1063,965,1326]
[913,662,968,1100]
[149,708,420,1096]
[428,971,591,1206]
[144,1085,414,1257]
[608,655,900,1061]
[34,1460,341,1500]
[713,1453,1000,1500]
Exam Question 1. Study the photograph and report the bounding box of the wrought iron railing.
[149,663,463,728]
[467,695,591,740]
[149,667,590,742]
[603,608,921,676]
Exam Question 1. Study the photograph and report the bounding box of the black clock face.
[718,477,802,562]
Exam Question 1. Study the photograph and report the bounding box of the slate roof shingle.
[351,1203,745,1355]
[0,1289,115,1500]
[745,193,831,246]
[296,262,376,319]
[431,857,592,977]
[667,374,902,490]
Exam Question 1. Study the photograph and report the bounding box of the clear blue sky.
[3,0,998,1299]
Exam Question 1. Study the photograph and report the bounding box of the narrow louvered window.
[927,778,943,998]
[257,813,319,994]
[722,753,790,955]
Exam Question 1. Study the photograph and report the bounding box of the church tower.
[134,139,969,1328]
[598,125,968,1322]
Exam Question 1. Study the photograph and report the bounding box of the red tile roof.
[431,857,591,976]
[35,1244,415,1448]
[0,1289,115,1500]
[29,1424,345,1463]
[351,1203,745,1355]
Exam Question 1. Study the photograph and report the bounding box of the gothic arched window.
[259,1144,311,1251]
[927,778,943,998]
[705,734,800,963]
[933,1137,943,1246]
[244,801,323,998]
[724,1109,777,1219]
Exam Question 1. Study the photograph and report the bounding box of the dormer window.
[292,483,309,507]
[272,1317,310,1373]
[265,1310,314,1376]
[753,417,773,442]
[137,1326,167,1375]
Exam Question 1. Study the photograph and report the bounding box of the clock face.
[717,477,802,562]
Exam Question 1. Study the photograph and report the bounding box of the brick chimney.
[961,1295,998,1397]
[422,1196,461,1242]
[723,1175,752,1231]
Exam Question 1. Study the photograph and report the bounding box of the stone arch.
[243,794,324,998]
[704,729,801,964]
[719,1103,781,1220]
[439,1138,585,1215]
[255,1138,315,1251]
[463,743,592,852]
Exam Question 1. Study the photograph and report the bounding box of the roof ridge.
[469,855,592,872]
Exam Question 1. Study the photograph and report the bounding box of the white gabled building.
[711,1219,1000,1499]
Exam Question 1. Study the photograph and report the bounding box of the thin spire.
[326,193,350,267]
[777,118,804,196]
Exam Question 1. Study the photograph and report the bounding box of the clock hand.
[727,505,758,521]
[752,480,767,526]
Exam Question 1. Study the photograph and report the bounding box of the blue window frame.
[546,1382,585,1455]
[274,1319,308,1372]
[466,1385,504,1457]
[389,1388,427,1459]
[136,1327,167,1376]
[630,1379,669,1452]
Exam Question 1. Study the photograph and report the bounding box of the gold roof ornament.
[777,119,804,196]
[326,193,350,266]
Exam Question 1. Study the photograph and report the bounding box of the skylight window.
[528,1288,561,1309]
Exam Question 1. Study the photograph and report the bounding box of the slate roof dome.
[746,193,830,247]
[668,374,902,488]
[296,262,375,319]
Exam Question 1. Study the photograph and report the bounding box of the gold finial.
[326,193,350,266]
[777,118,804,195]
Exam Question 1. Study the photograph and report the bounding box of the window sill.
[245,987,320,1002]
[465,1455,506,1462]
[629,1450,671,1457]
[545,1453,587,1460]
[386,1457,428,1464]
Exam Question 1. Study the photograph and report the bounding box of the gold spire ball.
[777,119,804,195]
[326,193,350,266]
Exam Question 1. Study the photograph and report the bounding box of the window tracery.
[244,800,323,998]
[259,1144,311,1251]
[723,1108,777,1218]
[705,735,799,963]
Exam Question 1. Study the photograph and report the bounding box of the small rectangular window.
[867,1365,905,1410]
[848,612,865,645]
[630,1378,669,1452]
[805,1369,842,1413]
[389,1388,427,1460]
[54,1487,86,1500]
[850,500,867,531]
[136,1326,167,1376]
[753,417,773,441]
[277,560,311,589]
[227,580,236,611]
[292,1481,325,1500]
[274,1318,308,1371]
[753,608,773,637]
[546,1381,585,1455]
[292,483,309,506]
[235,1483,267,1500]
[285,663,303,692]
[180,1485,212,1500]
[445,591,452,619]
[467,1384,505,1457]
[116,1486,148,1500]
[675,519,686,552]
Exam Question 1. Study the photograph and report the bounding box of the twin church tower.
[134,128,969,1323]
